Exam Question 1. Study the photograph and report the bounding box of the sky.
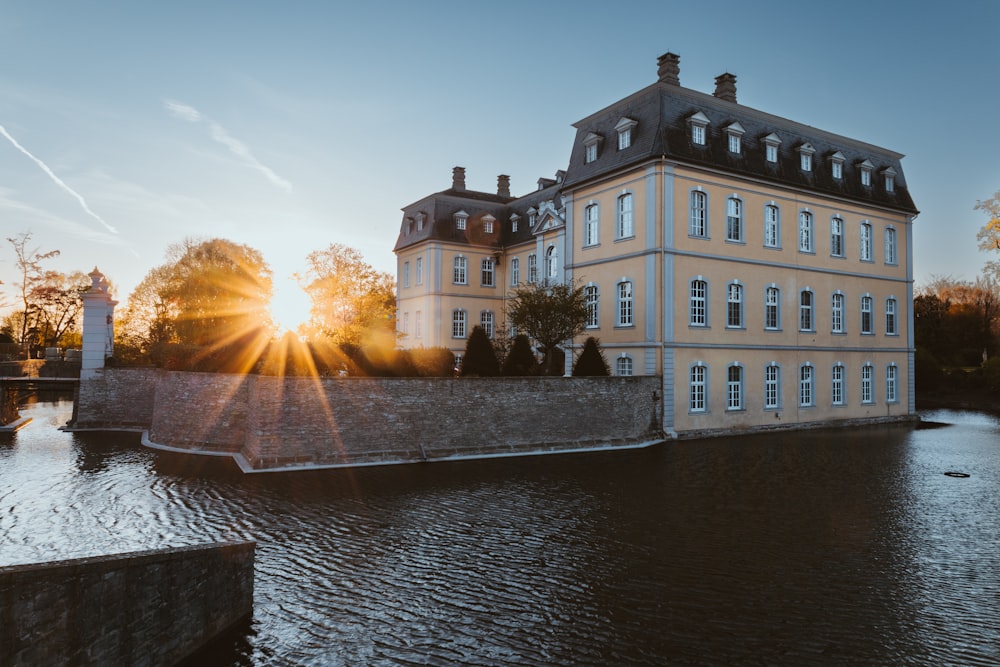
[1,0,999,331]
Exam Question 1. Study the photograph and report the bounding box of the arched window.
[861,363,874,403]
[764,363,781,409]
[885,227,898,264]
[727,364,744,410]
[584,203,599,246]
[726,196,743,242]
[860,221,873,261]
[764,204,780,248]
[861,294,874,334]
[799,364,814,407]
[886,364,898,403]
[799,289,814,331]
[510,257,520,286]
[617,355,634,376]
[885,297,898,335]
[690,278,708,326]
[799,211,814,252]
[585,284,600,328]
[617,193,634,239]
[690,190,708,238]
[727,281,744,328]
[764,285,781,330]
[690,363,707,412]
[545,245,558,280]
[453,256,467,285]
[831,292,846,333]
[617,280,634,327]
[832,363,846,405]
[830,216,844,257]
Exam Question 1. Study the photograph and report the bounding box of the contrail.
[165,100,293,193]
[0,123,118,234]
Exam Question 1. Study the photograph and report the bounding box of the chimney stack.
[713,73,737,103]
[657,52,680,85]
[452,166,466,191]
[497,174,511,198]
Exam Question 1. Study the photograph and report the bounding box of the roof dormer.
[615,117,638,150]
[454,210,468,230]
[798,143,815,172]
[725,121,745,154]
[858,159,874,187]
[688,111,709,145]
[882,166,897,193]
[763,133,781,163]
[829,151,846,180]
[583,132,603,164]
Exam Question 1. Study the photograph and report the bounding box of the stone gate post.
[80,267,117,378]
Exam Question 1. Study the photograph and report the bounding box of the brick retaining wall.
[0,541,254,666]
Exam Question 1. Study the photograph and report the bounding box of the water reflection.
[2,402,999,665]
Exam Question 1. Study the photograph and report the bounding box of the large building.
[393,52,918,436]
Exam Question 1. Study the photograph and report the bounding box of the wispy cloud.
[0,123,119,234]
[0,187,128,248]
[165,99,293,193]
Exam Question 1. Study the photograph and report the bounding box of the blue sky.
[1,1,998,329]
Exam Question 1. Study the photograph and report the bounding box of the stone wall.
[0,359,81,378]
[0,541,254,666]
[73,369,663,470]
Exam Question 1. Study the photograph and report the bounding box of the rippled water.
[2,399,999,666]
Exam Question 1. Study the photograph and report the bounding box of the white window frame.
[453,256,468,285]
[585,284,600,328]
[615,117,637,151]
[764,133,781,163]
[690,278,708,327]
[726,196,743,243]
[799,143,815,172]
[617,193,634,239]
[860,222,873,262]
[617,280,634,327]
[885,297,898,335]
[764,363,781,409]
[545,245,558,280]
[799,364,815,407]
[764,285,781,331]
[727,364,744,411]
[799,289,815,332]
[527,253,537,284]
[727,280,744,329]
[584,202,599,247]
[452,309,467,338]
[690,189,708,238]
[403,261,410,288]
[799,210,814,252]
[886,364,898,403]
[510,257,520,286]
[830,216,845,258]
[885,227,898,265]
[764,203,780,248]
[690,363,708,413]
[861,363,874,404]
[728,133,741,154]
[617,355,634,377]
[831,292,846,334]
[481,310,495,338]
[861,295,874,335]
[454,211,468,230]
[481,257,495,287]
[832,363,845,406]
[415,256,423,285]
[583,132,601,164]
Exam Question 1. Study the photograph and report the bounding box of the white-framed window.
[764,363,781,409]
[860,222,873,261]
[861,295,874,334]
[799,143,815,172]
[690,363,707,412]
[728,133,741,153]
[617,280,634,327]
[484,218,494,234]
[617,355,634,377]
[481,310,495,338]
[764,204,780,248]
[527,253,537,283]
[860,161,873,187]
[415,212,425,231]
[885,297,898,335]
[481,257,495,287]
[545,245,558,280]
[799,289,815,331]
[510,214,520,233]
[884,167,896,193]
[584,203,600,246]
[454,211,468,230]
[831,216,844,257]
[510,257,520,286]
[690,278,708,327]
[727,364,744,410]
[799,364,815,407]
[831,292,846,334]
[403,261,410,288]
[585,142,598,163]
[765,285,781,330]
[617,193,634,239]
[415,257,423,285]
[727,281,744,328]
[861,363,874,403]
[616,117,637,151]
[886,364,898,403]
[799,211,814,252]
[885,227,898,265]
[690,189,708,238]
[528,208,537,228]
[832,363,845,405]
[401,311,409,335]
[764,133,781,163]
[585,284,600,328]
[726,196,743,242]
[415,310,422,339]
[452,309,467,338]
[453,256,467,284]
[832,161,843,180]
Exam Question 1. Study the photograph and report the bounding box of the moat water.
[2,398,999,666]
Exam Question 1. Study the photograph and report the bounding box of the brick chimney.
[657,52,680,85]
[497,174,511,198]
[714,73,737,103]
[452,166,466,191]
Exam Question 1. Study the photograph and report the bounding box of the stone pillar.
[80,267,118,377]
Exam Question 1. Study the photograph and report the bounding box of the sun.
[270,277,312,336]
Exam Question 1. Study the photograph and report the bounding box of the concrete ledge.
[0,416,31,432]
[0,541,255,666]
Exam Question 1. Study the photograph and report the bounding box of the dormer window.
[510,214,520,233]
[615,117,638,150]
[725,122,745,154]
[859,159,874,187]
[583,132,602,164]
[688,111,709,146]
[527,207,537,228]
[483,214,495,235]
[454,210,468,230]
[883,167,897,193]
[763,133,781,163]
[798,143,815,172]
[405,217,414,235]
[830,151,845,180]
[415,212,425,231]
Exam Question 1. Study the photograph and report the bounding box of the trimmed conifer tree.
[501,334,538,376]
[460,325,500,376]
[573,336,610,376]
